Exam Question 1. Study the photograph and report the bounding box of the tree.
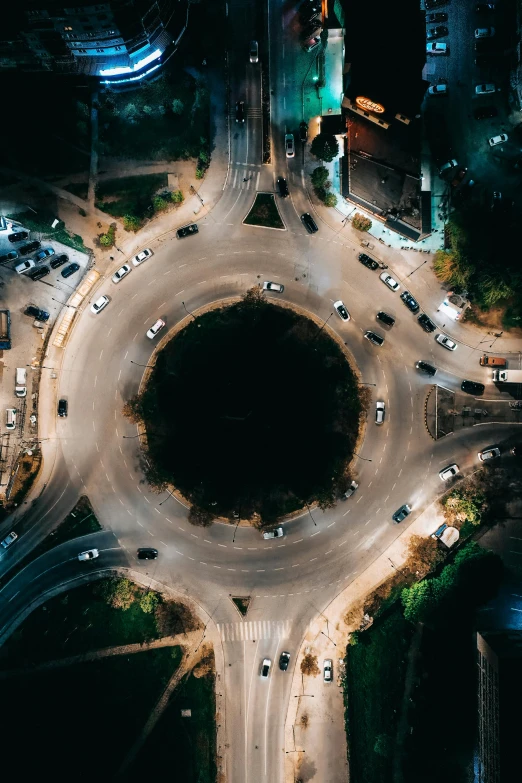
[300,653,320,676]
[123,214,141,232]
[95,577,135,610]
[352,213,372,232]
[374,734,393,758]
[401,580,436,623]
[323,192,338,208]
[241,285,267,310]
[311,166,329,189]
[188,505,214,527]
[140,591,159,614]
[310,133,339,162]
[171,98,184,114]
[433,249,470,289]
[171,190,184,204]
[122,394,144,422]
[153,195,169,212]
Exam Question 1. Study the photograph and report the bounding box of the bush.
[99,224,116,247]
[300,653,320,676]
[140,591,159,614]
[188,506,214,527]
[323,192,338,208]
[195,168,204,179]
[123,214,142,232]
[170,190,184,204]
[311,166,329,189]
[352,213,372,232]
[153,196,169,212]
[171,98,184,115]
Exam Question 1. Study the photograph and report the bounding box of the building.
[0,0,188,87]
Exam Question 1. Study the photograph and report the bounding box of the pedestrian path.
[228,167,262,190]
[217,619,292,641]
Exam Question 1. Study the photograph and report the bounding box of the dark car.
[301,19,322,39]
[299,121,308,142]
[418,313,436,332]
[474,105,497,120]
[137,547,158,560]
[279,651,291,671]
[358,253,379,270]
[376,311,395,327]
[364,330,384,346]
[8,231,29,243]
[61,263,80,278]
[426,25,448,40]
[416,360,437,376]
[426,12,448,22]
[19,241,41,256]
[461,379,485,395]
[58,399,68,417]
[277,177,289,197]
[29,266,50,281]
[393,504,411,524]
[476,3,495,11]
[25,305,50,322]
[235,100,245,123]
[301,212,318,233]
[50,253,69,269]
[400,291,420,313]
[0,250,19,263]
[425,0,450,8]
[34,247,54,262]
[177,223,199,239]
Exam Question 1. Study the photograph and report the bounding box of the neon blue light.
[99,48,161,76]
[100,63,161,84]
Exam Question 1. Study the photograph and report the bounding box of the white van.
[15,367,27,398]
[6,408,16,430]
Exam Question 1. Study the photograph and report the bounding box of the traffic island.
[243,192,285,229]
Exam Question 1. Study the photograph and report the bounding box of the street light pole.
[181,301,197,321]
[313,312,334,341]
[130,360,156,369]
[159,487,176,506]
[304,501,317,527]
[352,451,372,462]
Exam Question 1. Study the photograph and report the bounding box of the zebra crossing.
[217,619,292,642]
[229,167,261,190]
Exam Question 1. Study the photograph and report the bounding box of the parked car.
[418,314,436,332]
[392,504,411,524]
[461,380,485,395]
[137,548,158,560]
[29,266,50,281]
[343,480,359,499]
[263,281,284,293]
[439,159,458,175]
[78,549,99,561]
[146,318,166,339]
[261,658,271,678]
[61,263,79,279]
[439,464,459,481]
[426,12,448,22]
[300,4,321,24]
[426,42,448,55]
[303,36,321,52]
[25,305,50,322]
[476,3,495,10]
[400,291,420,313]
[431,523,448,540]
[132,248,153,265]
[0,531,18,549]
[235,100,245,123]
[263,527,284,540]
[428,82,448,95]
[364,330,384,346]
[301,212,318,233]
[358,253,379,270]
[177,224,198,239]
[299,121,308,142]
[18,240,40,256]
[475,83,496,94]
[112,264,131,283]
[301,19,322,39]
[285,133,295,158]
[34,247,54,262]
[90,295,109,315]
[323,659,333,682]
[474,105,497,120]
[58,398,68,417]
[489,133,508,147]
[0,250,18,263]
[436,333,457,351]
[375,400,385,425]
[15,259,35,274]
[478,447,500,461]
[279,651,291,671]
[475,26,495,37]
[380,272,400,291]
[416,360,437,376]
[334,300,350,321]
[249,40,258,63]
[8,231,29,243]
[277,176,289,197]
[377,311,395,327]
[425,0,450,8]
[427,25,448,41]
[50,253,69,269]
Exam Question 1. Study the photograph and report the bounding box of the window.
[96,48,104,52]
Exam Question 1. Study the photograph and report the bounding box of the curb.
[424,386,437,440]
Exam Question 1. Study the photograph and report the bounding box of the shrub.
[140,591,159,614]
[170,190,184,204]
[188,506,214,527]
[153,195,169,212]
[352,213,372,232]
[99,224,116,247]
[171,98,184,115]
[195,168,204,179]
[323,192,338,208]
[123,214,141,232]
[300,653,320,676]
[311,166,329,189]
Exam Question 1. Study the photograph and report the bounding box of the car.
[439,159,458,175]
[235,100,245,123]
[343,480,359,499]
[299,121,308,142]
[132,248,153,265]
[334,300,350,321]
[431,523,448,540]
[428,82,448,95]
[474,105,497,120]
[364,330,384,347]
[279,651,291,671]
[358,253,379,270]
[375,400,385,425]
[475,27,495,37]
[400,291,420,313]
[61,263,79,278]
[301,19,322,39]
[58,399,68,417]
[8,230,29,243]
[29,266,50,281]
[261,658,271,678]
[426,42,448,55]
[137,548,158,560]
[416,360,437,376]
[476,3,495,10]
[277,176,289,197]
[475,83,496,94]
[15,259,35,274]
[323,659,333,682]
[418,314,436,332]
[34,247,54,262]
[50,253,69,269]
[491,191,502,208]
[392,504,411,524]
[0,531,18,549]
[461,379,485,395]
[300,3,321,24]
[376,311,395,327]
[263,281,284,293]
[436,333,457,351]
[0,250,19,263]
[427,12,448,22]
[146,318,166,340]
[18,240,40,256]
[478,447,500,461]
[78,549,99,561]
[489,133,508,147]
[380,272,400,291]
[426,25,448,40]
[303,36,321,52]
[425,0,450,8]
[249,40,259,63]
[177,224,199,239]
[25,305,50,322]
[301,212,318,233]
[263,527,284,540]
[90,295,109,314]
[285,133,295,158]
[439,463,460,481]
[112,264,131,284]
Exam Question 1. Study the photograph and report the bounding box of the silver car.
[375,400,385,424]
[263,281,284,293]
[439,464,459,481]
[380,272,400,291]
[263,527,284,540]
[112,264,131,283]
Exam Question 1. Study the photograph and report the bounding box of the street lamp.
[27,364,55,371]
[304,501,317,527]
[123,433,141,439]
[158,488,176,506]
[313,312,334,341]
[352,451,372,462]
[181,301,197,322]
[130,360,155,369]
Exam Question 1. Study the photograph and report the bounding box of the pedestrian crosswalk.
[217,620,292,642]
[229,168,261,190]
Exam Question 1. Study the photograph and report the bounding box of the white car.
[263,281,284,293]
[0,531,18,549]
[90,295,109,314]
[146,318,166,340]
[78,548,99,561]
[488,133,508,147]
[343,480,359,499]
[249,40,259,63]
[333,300,350,321]
[436,333,457,351]
[112,264,131,283]
[478,447,500,461]
[475,83,495,95]
[375,400,385,425]
[380,272,400,292]
[132,248,153,266]
[15,259,35,274]
[263,527,284,540]
[439,464,459,481]
[439,159,458,175]
[261,658,271,678]
[426,42,447,55]
[323,659,333,682]
[428,83,448,95]
[285,133,295,158]
[475,26,495,37]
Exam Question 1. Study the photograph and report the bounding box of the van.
[6,408,16,430]
[480,355,506,367]
[15,368,27,398]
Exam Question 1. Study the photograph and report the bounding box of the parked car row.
[260,652,332,681]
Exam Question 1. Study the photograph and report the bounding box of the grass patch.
[95,173,168,223]
[244,192,285,229]
[9,451,42,505]
[231,596,250,616]
[345,607,412,782]
[63,181,89,200]
[8,211,90,253]
[1,647,182,780]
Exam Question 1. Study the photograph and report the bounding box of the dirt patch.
[9,450,42,505]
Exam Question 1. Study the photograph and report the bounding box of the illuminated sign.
[355,96,385,114]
